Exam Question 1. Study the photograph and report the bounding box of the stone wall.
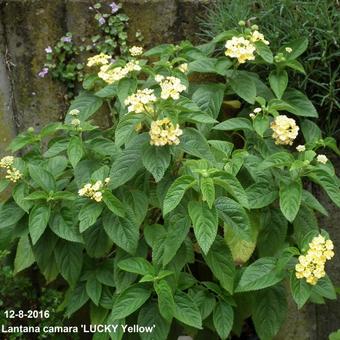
[0,1,339,339]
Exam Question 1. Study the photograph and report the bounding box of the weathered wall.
[0,0,339,339]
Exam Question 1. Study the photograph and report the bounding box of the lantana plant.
[2,21,340,339]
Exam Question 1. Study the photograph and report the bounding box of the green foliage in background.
[1,20,340,340]
[199,0,340,137]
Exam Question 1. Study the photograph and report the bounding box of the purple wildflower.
[62,36,72,43]
[98,16,106,25]
[45,46,52,54]
[109,2,119,13]
[38,67,49,78]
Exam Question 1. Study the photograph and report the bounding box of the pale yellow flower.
[285,47,293,53]
[124,88,157,113]
[129,46,143,56]
[225,36,256,64]
[149,118,183,146]
[178,63,188,73]
[87,53,111,67]
[316,154,328,164]
[0,156,14,169]
[271,115,299,145]
[156,76,186,100]
[250,30,270,45]
[296,145,306,152]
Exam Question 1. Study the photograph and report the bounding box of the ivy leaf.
[142,145,171,182]
[154,279,176,320]
[67,136,84,168]
[29,204,51,245]
[163,175,196,215]
[188,201,218,255]
[173,291,202,329]
[213,301,234,339]
[279,179,302,222]
[235,257,284,292]
[110,285,151,320]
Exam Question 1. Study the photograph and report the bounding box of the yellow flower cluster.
[98,60,141,84]
[155,75,186,100]
[0,156,22,183]
[87,53,111,67]
[149,118,183,146]
[178,63,188,73]
[250,30,270,45]
[129,46,143,56]
[295,234,335,285]
[270,115,299,145]
[317,154,328,164]
[225,36,256,64]
[124,88,156,113]
[78,178,110,202]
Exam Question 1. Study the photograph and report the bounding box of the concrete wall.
[0,0,339,339]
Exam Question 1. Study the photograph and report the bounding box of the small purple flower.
[45,46,52,54]
[109,2,119,13]
[62,36,72,43]
[38,67,49,78]
[98,16,106,26]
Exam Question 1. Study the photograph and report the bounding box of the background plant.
[1,20,340,340]
[199,0,340,137]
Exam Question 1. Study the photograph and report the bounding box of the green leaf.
[285,59,306,74]
[269,70,288,99]
[192,83,225,118]
[307,168,340,208]
[66,91,103,122]
[162,211,191,266]
[67,136,84,168]
[290,271,311,309]
[189,57,218,73]
[253,114,269,137]
[279,179,302,222]
[44,139,68,158]
[255,41,273,63]
[301,190,328,216]
[284,38,308,59]
[213,172,249,208]
[8,133,36,152]
[230,72,256,104]
[118,78,137,106]
[252,285,287,340]
[29,204,51,245]
[173,291,202,329]
[103,214,139,255]
[213,117,253,131]
[138,302,171,340]
[178,128,215,161]
[0,179,9,193]
[65,283,89,317]
[102,191,125,217]
[188,201,218,255]
[79,202,103,233]
[163,175,196,215]
[118,257,153,276]
[115,113,143,147]
[235,257,284,292]
[28,164,56,192]
[246,181,278,209]
[12,183,32,213]
[55,241,83,286]
[142,145,171,182]
[200,177,215,208]
[110,285,151,320]
[259,152,294,169]
[109,134,147,189]
[155,279,175,320]
[14,234,35,274]
[49,209,83,243]
[95,83,117,98]
[283,88,318,118]
[213,301,234,339]
[312,275,337,300]
[86,276,102,306]
[203,236,235,294]
[0,202,25,229]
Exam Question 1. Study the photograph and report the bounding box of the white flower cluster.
[87,53,111,67]
[0,156,23,183]
[69,109,81,127]
[296,145,306,152]
[98,60,141,84]
[178,63,188,73]
[129,46,143,56]
[155,75,186,100]
[225,36,256,64]
[270,115,299,145]
[250,30,270,45]
[78,178,110,202]
[249,107,262,119]
[124,88,156,113]
[149,118,183,146]
[316,154,328,164]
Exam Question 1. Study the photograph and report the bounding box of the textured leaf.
[28,164,56,192]
[143,145,171,182]
[67,136,84,168]
[29,204,51,245]
[213,301,234,339]
[118,257,153,276]
[155,279,175,320]
[14,234,35,274]
[279,179,302,222]
[230,72,256,104]
[79,202,103,233]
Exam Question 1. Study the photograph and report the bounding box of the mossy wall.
[0,1,339,339]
